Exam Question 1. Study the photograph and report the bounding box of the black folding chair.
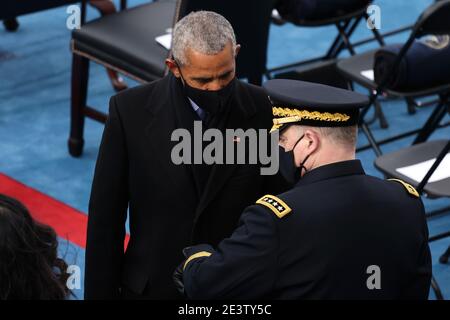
[374,139,450,300]
[2,0,130,92]
[69,0,276,157]
[274,0,384,56]
[268,1,385,88]
[2,0,80,31]
[337,0,450,157]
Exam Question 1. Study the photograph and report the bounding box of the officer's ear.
[303,129,320,154]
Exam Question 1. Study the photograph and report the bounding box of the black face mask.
[278,134,310,185]
[175,60,236,116]
[183,78,235,116]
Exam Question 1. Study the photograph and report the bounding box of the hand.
[173,261,185,296]
[173,247,191,297]
[173,246,211,297]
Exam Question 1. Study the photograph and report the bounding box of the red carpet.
[0,173,129,249]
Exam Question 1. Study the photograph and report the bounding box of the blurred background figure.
[0,194,70,300]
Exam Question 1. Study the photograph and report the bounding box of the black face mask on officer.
[278,132,311,185]
[174,58,236,116]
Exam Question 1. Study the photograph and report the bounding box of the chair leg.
[335,22,356,55]
[431,276,444,300]
[106,69,127,92]
[89,0,128,92]
[328,18,360,58]
[364,98,389,129]
[326,20,350,58]
[439,245,450,264]
[360,121,382,156]
[3,18,19,31]
[68,54,89,157]
[368,14,385,47]
[406,97,417,115]
[413,100,448,145]
[374,100,389,129]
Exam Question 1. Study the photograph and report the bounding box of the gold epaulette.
[388,179,420,198]
[256,194,292,218]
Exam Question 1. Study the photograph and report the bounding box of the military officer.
[173,79,432,300]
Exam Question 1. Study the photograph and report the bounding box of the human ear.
[235,44,241,57]
[304,130,319,153]
[165,58,181,78]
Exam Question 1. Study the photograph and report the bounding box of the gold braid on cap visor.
[270,107,351,132]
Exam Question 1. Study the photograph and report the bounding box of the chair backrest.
[417,139,450,193]
[374,0,450,92]
[277,0,372,27]
[413,0,450,38]
[171,0,277,84]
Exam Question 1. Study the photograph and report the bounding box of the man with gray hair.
[85,11,287,299]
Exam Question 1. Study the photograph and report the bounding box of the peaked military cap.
[263,79,370,132]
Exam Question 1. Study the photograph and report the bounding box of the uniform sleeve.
[401,200,432,299]
[183,205,279,299]
[85,96,129,299]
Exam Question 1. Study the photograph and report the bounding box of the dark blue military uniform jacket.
[182,160,432,299]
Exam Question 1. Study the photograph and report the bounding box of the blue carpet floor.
[0,0,448,300]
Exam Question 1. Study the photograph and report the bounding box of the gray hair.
[317,125,358,148]
[294,124,358,148]
[172,11,237,66]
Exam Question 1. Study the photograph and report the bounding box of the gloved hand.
[173,245,214,297]
[172,247,191,296]
[173,261,185,296]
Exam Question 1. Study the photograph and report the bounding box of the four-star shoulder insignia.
[388,179,420,198]
[256,194,292,218]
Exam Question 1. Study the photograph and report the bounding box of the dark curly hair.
[0,194,70,300]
